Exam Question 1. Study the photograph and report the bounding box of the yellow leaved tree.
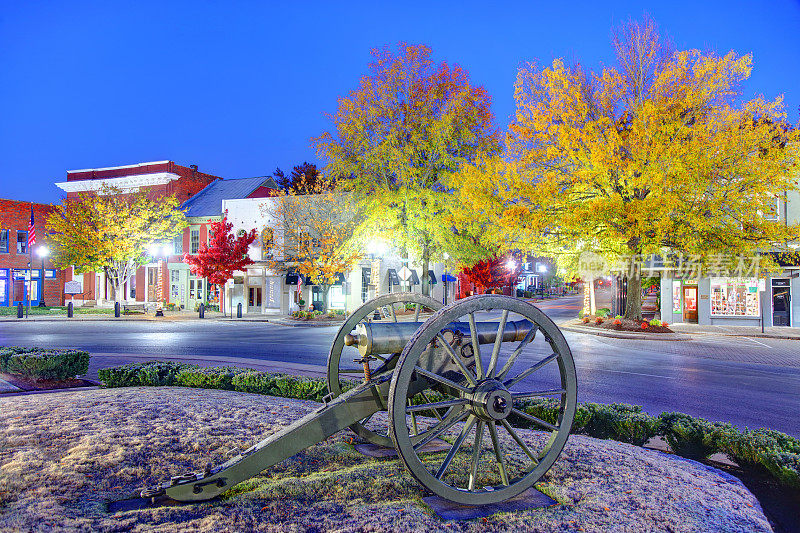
[47,186,187,302]
[454,17,799,319]
[260,175,361,310]
[314,43,500,295]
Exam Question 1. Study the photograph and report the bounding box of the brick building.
[0,199,64,306]
[54,161,223,305]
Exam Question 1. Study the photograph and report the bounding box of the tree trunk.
[624,271,643,321]
[421,242,431,296]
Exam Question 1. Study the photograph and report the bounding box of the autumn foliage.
[184,216,256,306]
[453,17,799,319]
[457,254,522,297]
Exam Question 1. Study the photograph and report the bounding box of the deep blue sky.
[1,1,798,204]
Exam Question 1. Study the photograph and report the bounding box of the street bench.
[122,303,147,314]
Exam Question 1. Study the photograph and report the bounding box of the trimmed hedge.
[96,361,800,490]
[97,362,333,403]
[0,346,90,381]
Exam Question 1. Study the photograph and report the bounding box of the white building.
[221,197,457,314]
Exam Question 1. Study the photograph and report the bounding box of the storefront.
[662,275,766,326]
[8,269,56,307]
[0,269,7,306]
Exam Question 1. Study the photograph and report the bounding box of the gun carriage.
[143,293,577,506]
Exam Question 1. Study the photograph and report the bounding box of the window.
[0,230,7,253]
[361,267,371,302]
[17,231,27,254]
[329,286,346,309]
[190,230,200,253]
[710,278,760,317]
[173,234,183,254]
[170,270,180,298]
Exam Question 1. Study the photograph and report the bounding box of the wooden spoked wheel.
[388,295,577,505]
[327,292,443,447]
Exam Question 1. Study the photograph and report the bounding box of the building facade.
[54,161,224,306]
[222,196,455,315]
[0,199,64,307]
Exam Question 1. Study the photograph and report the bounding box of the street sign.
[398,266,412,282]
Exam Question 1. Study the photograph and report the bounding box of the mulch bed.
[579,317,674,333]
[0,372,97,392]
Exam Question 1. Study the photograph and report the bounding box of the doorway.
[147,267,158,302]
[682,285,698,322]
[248,287,262,312]
[772,279,791,326]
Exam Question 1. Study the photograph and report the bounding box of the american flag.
[28,207,36,249]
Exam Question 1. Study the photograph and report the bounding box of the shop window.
[710,278,760,317]
[17,231,28,254]
[0,230,7,253]
[190,230,200,253]
[672,283,681,313]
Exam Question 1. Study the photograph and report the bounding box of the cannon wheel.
[327,292,443,447]
[388,295,577,505]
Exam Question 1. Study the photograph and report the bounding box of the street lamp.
[149,243,174,316]
[506,259,518,297]
[36,246,49,307]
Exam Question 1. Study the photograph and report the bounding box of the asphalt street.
[2,294,799,436]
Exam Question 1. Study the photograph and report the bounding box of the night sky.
[1,1,798,204]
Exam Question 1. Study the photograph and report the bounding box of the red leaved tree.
[457,254,522,297]
[183,215,257,315]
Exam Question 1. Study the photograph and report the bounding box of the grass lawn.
[0,387,770,532]
[0,305,113,316]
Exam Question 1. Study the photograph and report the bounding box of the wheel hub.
[469,380,513,421]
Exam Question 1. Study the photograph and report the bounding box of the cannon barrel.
[344,319,535,356]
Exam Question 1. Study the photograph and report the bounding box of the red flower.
[641,322,648,329]
[662,322,669,328]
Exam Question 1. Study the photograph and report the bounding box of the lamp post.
[36,246,49,307]
[506,258,518,297]
[149,243,173,317]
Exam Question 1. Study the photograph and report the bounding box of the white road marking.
[745,337,771,349]
[577,367,677,379]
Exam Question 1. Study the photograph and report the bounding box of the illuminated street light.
[506,259,517,270]
[36,246,50,307]
[537,264,547,273]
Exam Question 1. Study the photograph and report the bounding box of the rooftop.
[180,177,278,217]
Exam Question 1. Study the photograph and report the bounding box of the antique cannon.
[142,293,577,506]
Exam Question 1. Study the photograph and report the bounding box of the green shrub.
[649,319,662,326]
[1,347,90,381]
[720,428,800,487]
[581,403,659,446]
[232,371,329,402]
[596,308,611,317]
[177,366,245,390]
[658,412,730,460]
[98,360,188,387]
[614,315,623,321]
[577,309,585,319]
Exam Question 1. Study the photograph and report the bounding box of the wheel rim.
[327,292,443,447]
[388,294,577,505]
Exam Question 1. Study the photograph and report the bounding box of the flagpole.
[26,204,32,318]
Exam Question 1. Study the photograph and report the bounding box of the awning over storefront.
[387,269,400,286]
[427,270,437,285]
[285,268,305,285]
[409,269,420,285]
[442,273,457,283]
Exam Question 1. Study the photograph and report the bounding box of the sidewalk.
[560,319,800,341]
[669,322,800,340]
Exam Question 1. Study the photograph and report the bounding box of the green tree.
[47,186,187,302]
[314,43,499,295]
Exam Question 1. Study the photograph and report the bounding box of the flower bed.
[579,315,673,333]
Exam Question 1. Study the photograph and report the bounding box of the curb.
[670,330,800,341]
[269,319,345,328]
[559,323,692,341]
